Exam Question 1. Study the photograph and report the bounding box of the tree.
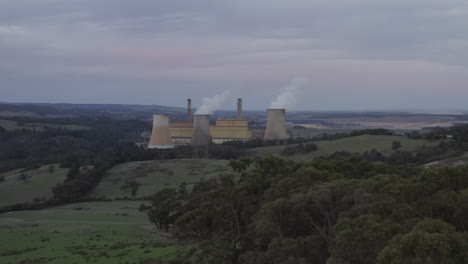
[120,180,141,198]
[377,219,468,264]
[330,214,401,264]
[48,164,56,174]
[140,188,182,232]
[391,141,402,152]
[18,173,31,183]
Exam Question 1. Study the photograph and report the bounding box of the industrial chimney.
[191,114,212,146]
[187,99,192,121]
[263,109,288,140]
[148,114,174,149]
[237,98,242,120]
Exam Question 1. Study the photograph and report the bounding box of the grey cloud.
[0,0,467,109]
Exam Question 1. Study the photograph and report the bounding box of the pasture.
[89,159,230,199]
[0,201,179,264]
[249,135,440,161]
[0,165,68,207]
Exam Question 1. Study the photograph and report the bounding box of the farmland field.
[89,159,230,199]
[0,165,68,207]
[249,135,440,161]
[0,201,179,264]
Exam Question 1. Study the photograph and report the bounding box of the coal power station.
[167,98,252,146]
[147,98,290,148]
[264,108,288,140]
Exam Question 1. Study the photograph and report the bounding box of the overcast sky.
[1,0,467,110]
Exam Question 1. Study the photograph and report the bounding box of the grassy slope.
[89,159,230,199]
[249,135,440,161]
[0,165,68,207]
[424,152,468,168]
[0,159,230,263]
[0,201,179,264]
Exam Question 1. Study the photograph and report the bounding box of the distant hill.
[0,102,187,120]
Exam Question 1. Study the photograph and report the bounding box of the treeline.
[280,142,318,156]
[222,137,314,149]
[362,125,468,165]
[0,116,149,173]
[0,115,250,209]
[142,155,468,264]
[51,143,246,203]
[0,141,247,212]
[224,128,397,149]
[352,139,464,165]
[407,124,468,142]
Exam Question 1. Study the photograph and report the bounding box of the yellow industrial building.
[169,121,193,144]
[167,98,251,145]
[169,119,251,145]
[210,119,251,143]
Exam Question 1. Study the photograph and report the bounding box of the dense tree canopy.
[143,154,468,264]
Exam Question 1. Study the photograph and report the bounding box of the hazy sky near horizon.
[1,0,467,110]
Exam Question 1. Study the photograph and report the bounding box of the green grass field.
[0,201,179,264]
[89,159,230,199]
[0,165,69,207]
[249,135,440,161]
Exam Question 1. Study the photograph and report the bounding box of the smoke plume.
[195,90,231,115]
[270,78,308,110]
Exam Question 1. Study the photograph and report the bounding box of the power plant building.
[210,119,251,144]
[167,98,251,145]
[168,99,194,145]
[169,121,193,144]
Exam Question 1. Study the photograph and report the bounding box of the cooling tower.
[263,108,288,140]
[191,114,212,146]
[148,114,174,149]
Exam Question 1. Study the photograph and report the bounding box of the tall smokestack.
[191,114,212,146]
[148,114,174,149]
[237,98,242,120]
[263,109,288,140]
[187,99,192,121]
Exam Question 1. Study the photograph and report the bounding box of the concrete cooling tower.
[148,114,174,149]
[191,114,212,146]
[264,108,288,140]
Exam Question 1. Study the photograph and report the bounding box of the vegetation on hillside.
[2,114,468,263]
[142,154,468,264]
[139,125,468,264]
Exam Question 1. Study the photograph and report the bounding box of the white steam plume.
[270,78,308,110]
[195,90,231,115]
